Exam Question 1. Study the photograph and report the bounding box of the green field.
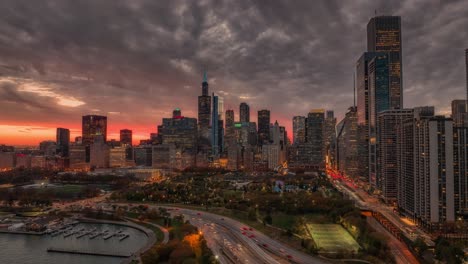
[307,224,360,253]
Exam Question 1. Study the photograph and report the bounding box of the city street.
[327,168,424,264]
[160,206,329,264]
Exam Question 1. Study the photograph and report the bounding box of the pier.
[47,247,132,258]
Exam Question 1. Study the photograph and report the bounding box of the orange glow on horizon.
[0,123,157,146]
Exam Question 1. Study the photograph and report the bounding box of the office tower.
[224,110,235,150]
[157,108,197,167]
[120,129,133,146]
[39,141,56,156]
[451,100,468,127]
[324,110,337,165]
[69,145,87,170]
[262,144,280,170]
[270,121,281,145]
[336,107,359,178]
[454,126,468,218]
[152,144,176,169]
[397,107,455,227]
[356,52,383,180]
[292,116,306,144]
[56,128,70,157]
[248,122,258,146]
[109,146,126,168]
[0,152,15,170]
[257,110,270,145]
[466,49,468,103]
[306,109,325,167]
[368,53,391,185]
[240,102,250,122]
[198,72,211,140]
[367,16,402,109]
[90,135,110,168]
[225,110,234,128]
[82,115,107,145]
[377,109,413,203]
[134,146,153,166]
[211,94,221,157]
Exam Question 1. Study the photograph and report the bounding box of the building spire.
[203,71,208,83]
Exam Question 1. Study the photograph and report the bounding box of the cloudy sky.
[0,0,467,145]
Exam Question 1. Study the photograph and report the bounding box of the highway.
[161,206,329,264]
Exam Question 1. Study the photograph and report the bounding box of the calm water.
[0,223,149,264]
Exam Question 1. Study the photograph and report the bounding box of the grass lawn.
[307,224,360,253]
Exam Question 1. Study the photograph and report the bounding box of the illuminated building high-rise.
[120,129,133,146]
[367,16,402,110]
[211,93,220,158]
[257,110,270,145]
[198,72,211,140]
[466,49,468,103]
[157,108,198,167]
[82,115,107,145]
[377,109,413,203]
[240,102,250,123]
[356,52,385,180]
[307,110,325,168]
[56,128,70,157]
[336,107,359,178]
[397,108,455,227]
[368,53,391,185]
[292,116,306,144]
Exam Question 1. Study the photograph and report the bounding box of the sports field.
[307,224,360,253]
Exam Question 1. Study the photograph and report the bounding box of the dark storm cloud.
[0,0,467,130]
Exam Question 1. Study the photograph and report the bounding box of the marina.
[0,222,149,264]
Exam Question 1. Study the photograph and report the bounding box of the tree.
[413,236,428,256]
[263,214,272,225]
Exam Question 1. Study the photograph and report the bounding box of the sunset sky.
[0,0,467,146]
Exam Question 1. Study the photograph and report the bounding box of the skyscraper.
[377,109,413,203]
[306,109,325,167]
[82,115,107,146]
[336,107,359,178]
[367,16,402,109]
[225,110,234,128]
[257,110,270,145]
[158,108,198,155]
[240,102,250,123]
[56,128,70,157]
[451,100,468,127]
[211,93,220,157]
[368,53,391,185]
[324,110,337,164]
[454,126,468,218]
[120,129,133,146]
[356,52,385,180]
[292,116,306,144]
[465,49,468,103]
[198,72,211,140]
[397,107,455,227]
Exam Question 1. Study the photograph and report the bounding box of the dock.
[47,247,131,258]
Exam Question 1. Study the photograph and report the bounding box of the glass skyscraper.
[367,16,402,110]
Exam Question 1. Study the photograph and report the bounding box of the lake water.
[0,223,149,264]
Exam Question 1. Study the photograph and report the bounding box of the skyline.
[1,0,468,145]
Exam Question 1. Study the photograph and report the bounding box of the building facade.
[240,102,250,123]
[257,110,270,145]
[292,116,306,145]
[367,16,402,110]
[198,72,211,140]
[56,128,70,157]
[377,109,413,203]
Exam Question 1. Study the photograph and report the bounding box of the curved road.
[162,206,329,264]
